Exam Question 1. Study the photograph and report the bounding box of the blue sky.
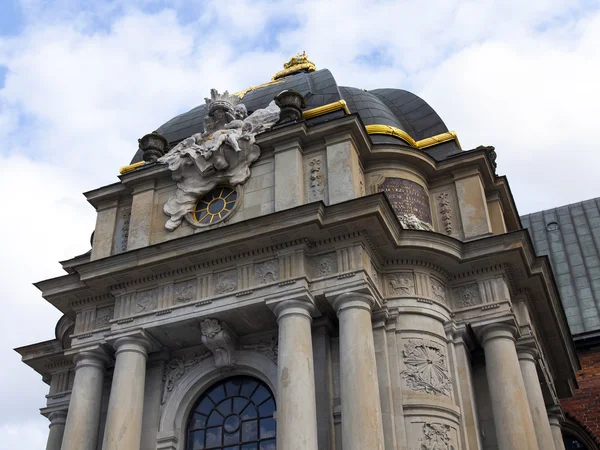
[1,0,600,448]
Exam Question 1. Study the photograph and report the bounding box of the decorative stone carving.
[214,269,237,295]
[159,89,280,231]
[112,206,131,254]
[200,319,238,368]
[242,337,278,362]
[314,253,337,278]
[399,214,435,231]
[173,279,197,303]
[452,284,480,308]
[95,306,114,328]
[139,130,169,163]
[389,273,415,295]
[161,352,211,404]
[255,260,279,284]
[418,422,452,450]
[431,278,446,302]
[401,339,452,397]
[135,289,158,313]
[274,89,306,123]
[437,192,452,235]
[307,157,326,201]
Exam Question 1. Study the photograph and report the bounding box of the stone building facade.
[523,199,600,450]
[16,54,579,450]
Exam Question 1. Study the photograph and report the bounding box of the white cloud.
[1,0,599,447]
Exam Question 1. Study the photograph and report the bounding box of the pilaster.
[274,138,305,211]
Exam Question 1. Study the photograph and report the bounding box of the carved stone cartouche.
[158,89,280,231]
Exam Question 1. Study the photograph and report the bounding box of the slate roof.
[522,198,600,337]
[130,68,461,164]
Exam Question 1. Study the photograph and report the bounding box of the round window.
[194,186,238,225]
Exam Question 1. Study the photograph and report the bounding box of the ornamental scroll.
[378,178,432,226]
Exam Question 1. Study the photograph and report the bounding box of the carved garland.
[401,339,452,397]
[437,193,452,235]
[161,353,211,404]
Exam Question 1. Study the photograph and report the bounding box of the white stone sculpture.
[159,89,280,231]
[399,213,435,231]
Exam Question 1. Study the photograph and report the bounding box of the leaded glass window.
[187,376,276,450]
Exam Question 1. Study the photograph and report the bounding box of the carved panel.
[452,284,481,309]
[242,337,278,362]
[255,259,279,284]
[162,352,211,404]
[388,272,415,296]
[310,253,338,278]
[416,422,453,450]
[135,289,158,313]
[401,339,452,397]
[437,192,452,235]
[95,306,114,328]
[430,278,446,303]
[173,279,197,304]
[214,269,237,295]
[112,205,131,255]
[306,156,327,202]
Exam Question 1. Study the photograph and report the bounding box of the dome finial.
[272,51,316,80]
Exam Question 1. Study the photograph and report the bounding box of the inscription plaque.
[378,178,432,224]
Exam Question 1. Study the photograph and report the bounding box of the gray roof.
[522,198,600,337]
[130,68,461,164]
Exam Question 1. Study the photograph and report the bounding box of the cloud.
[1,0,599,447]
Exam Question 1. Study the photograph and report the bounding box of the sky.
[0,0,599,447]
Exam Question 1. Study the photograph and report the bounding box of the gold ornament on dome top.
[272,51,317,80]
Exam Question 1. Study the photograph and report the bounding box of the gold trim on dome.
[365,124,418,147]
[272,52,316,80]
[302,100,350,119]
[365,125,461,150]
[119,161,145,174]
[234,79,285,99]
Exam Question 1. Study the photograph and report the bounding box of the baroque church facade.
[16,54,580,450]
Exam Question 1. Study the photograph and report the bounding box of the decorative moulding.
[401,339,452,397]
[161,352,212,404]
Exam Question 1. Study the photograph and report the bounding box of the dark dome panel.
[369,88,448,141]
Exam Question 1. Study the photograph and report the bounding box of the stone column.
[333,292,385,450]
[46,411,67,450]
[548,409,567,450]
[518,347,556,450]
[479,324,539,450]
[273,299,319,450]
[61,350,108,450]
[101,334,152,450]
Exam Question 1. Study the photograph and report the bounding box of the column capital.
[47,410,68,428]
[516,344,539,362]
[475,322,518,346]
[330,291,375,315]
[67,346,111,372]
[107,329,157,357]
[265,288,316,321]
[548,405,566,422]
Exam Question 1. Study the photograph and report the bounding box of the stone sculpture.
[159,89,280,231]
[399,213,435,231]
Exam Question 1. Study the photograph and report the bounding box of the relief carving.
[161,352,211,404]
[173,279,197,303]
[452,284,480,308]
[389,273,415,296]
[314,253,337,278]
[200,319,238,368]
[95,306,114,328]
[135,289,158,313]
[112,206,131,254]
[242,337,278,362]
[255,260,279,284]
[437,192,452,235]
[401,339,452,397]
[431,278,446,302]
[308,157,326,201]
[418,423,452,450]
[214,270,237,295]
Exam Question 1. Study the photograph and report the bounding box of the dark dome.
[131,69,459,164]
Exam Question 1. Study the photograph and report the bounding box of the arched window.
[186,376,276,450]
